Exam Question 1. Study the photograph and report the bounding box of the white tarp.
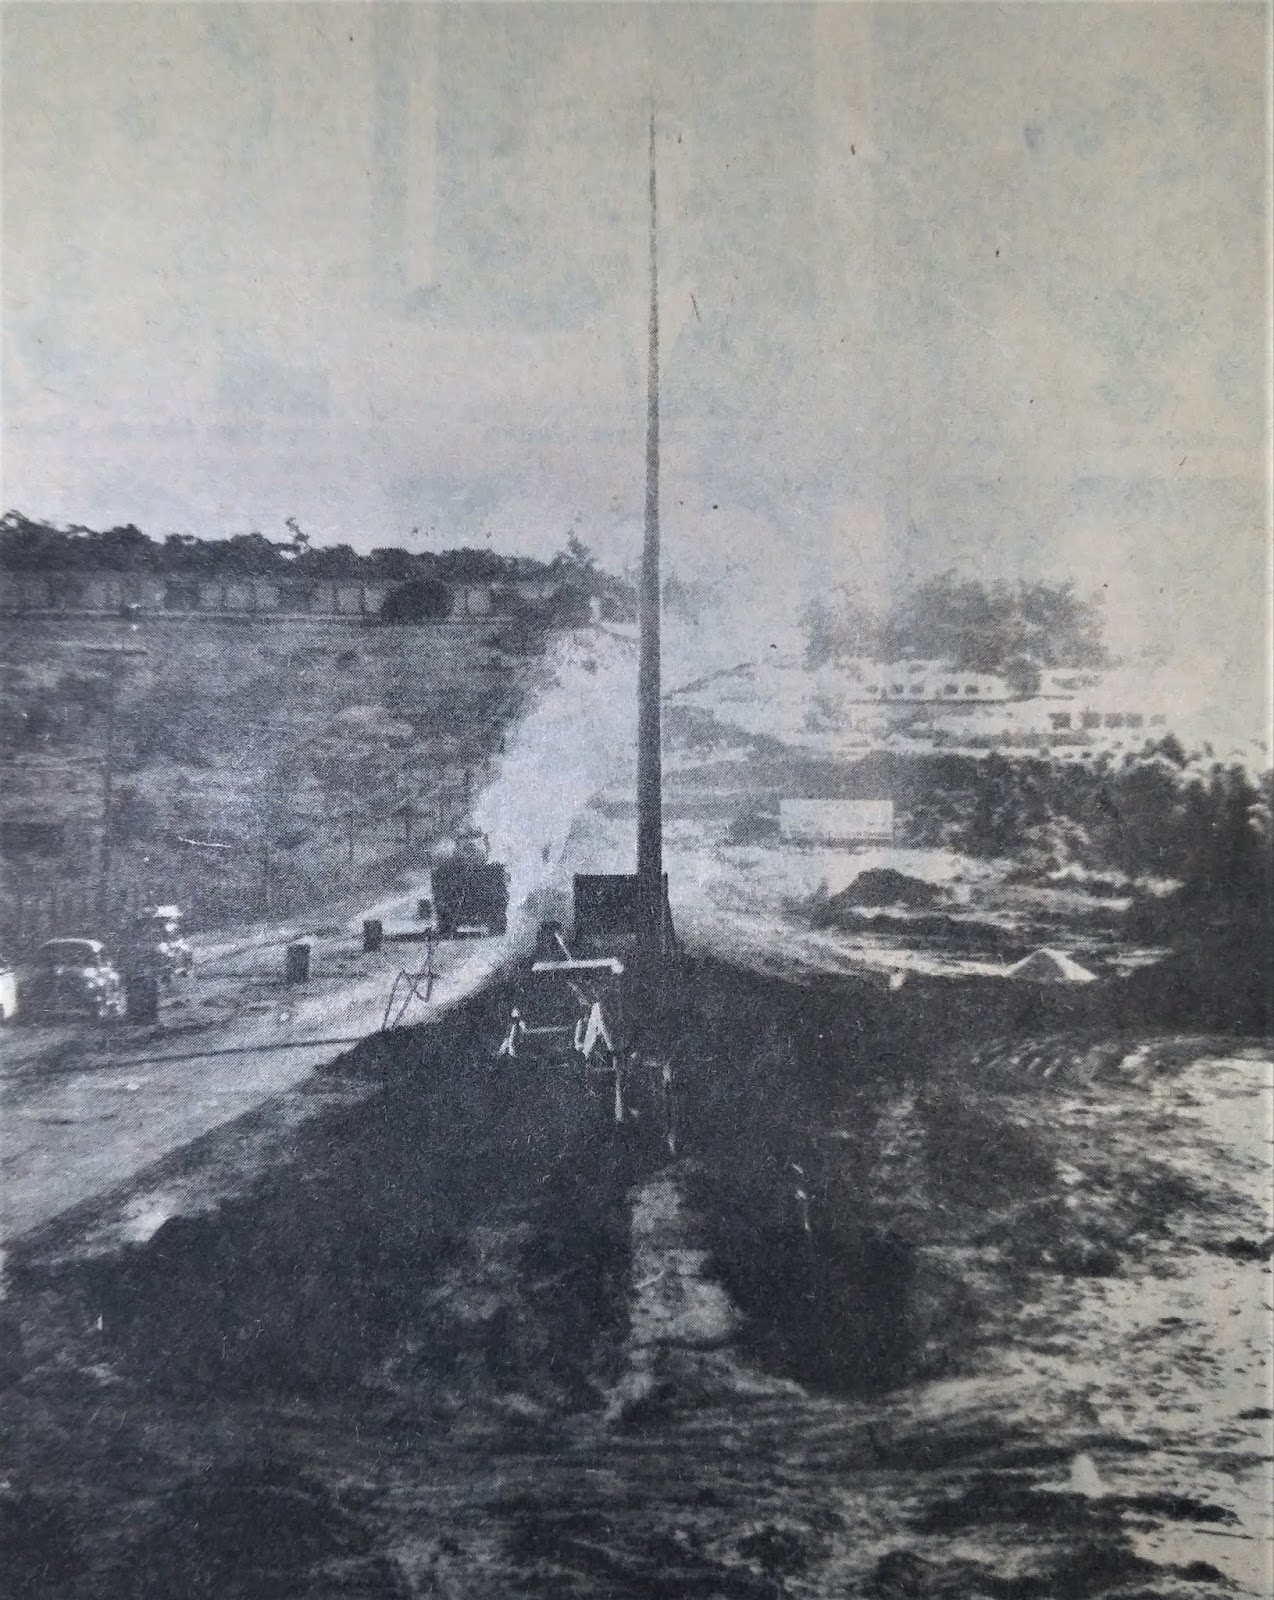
[1006,947,1098,983]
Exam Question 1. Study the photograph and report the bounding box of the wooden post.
[96,654,118,919]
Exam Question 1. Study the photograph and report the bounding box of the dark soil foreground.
[1,959,1270,1599]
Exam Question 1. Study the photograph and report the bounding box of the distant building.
[836,658,1009,704]
[0,564,583,625]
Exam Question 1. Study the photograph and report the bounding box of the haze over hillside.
[3,3,1266,738]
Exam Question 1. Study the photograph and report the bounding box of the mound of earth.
[813,868,943,923]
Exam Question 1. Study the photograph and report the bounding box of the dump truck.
[430,830,509,939]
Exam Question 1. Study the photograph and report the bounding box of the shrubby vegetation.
[803,573,1107,690]
[901,738,1271,928]
[0,613,549,942]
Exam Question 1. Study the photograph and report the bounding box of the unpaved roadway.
[0,888,517,1244]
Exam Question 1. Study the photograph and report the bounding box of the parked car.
[22,938,126,1021]
[0,956,16,1022]
[124,904,193,981]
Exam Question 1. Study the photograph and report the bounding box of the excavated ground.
[1,961,1270,1599]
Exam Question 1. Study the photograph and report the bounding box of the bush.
[378,579,453,623]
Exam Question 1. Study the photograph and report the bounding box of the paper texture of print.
[1,5,1270,1597]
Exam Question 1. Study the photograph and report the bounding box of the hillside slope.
[1,615,559,944]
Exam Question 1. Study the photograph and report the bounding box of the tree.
[284,517,310,559]
[801,571,1107,673]
[551,532,596,579]
[225,532,288,575]
[1109,753,1186,881]
[802,586,880,668]
[297,542,361,579]
[1001,653,1043,699]
[960,753,1051,856]
[379,579,453,623]
[87,524,152,571]
[367,547,414,582]
[1,511,70,570]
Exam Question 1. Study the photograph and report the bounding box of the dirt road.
[0,892,517,1244]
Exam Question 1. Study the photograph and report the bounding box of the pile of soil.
[811,868,943,925]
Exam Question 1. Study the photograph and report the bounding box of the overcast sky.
[2,2,1269,697]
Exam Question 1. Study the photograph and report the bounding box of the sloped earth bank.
[1,965,1270,1598]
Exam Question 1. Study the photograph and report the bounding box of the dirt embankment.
[0,614,549,945]
[2,961,1270,1598]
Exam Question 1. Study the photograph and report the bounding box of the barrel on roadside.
[285,940,312,984]
[124,972,160,1024]
[362,918,383,953]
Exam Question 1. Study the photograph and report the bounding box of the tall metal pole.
[636,109,663,955]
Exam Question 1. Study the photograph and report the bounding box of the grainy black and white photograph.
[1,3,1271,1596]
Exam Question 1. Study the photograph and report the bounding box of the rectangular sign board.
[779,799,894,844]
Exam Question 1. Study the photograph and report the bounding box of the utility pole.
[76,642,148,924]
[636,108,664,957]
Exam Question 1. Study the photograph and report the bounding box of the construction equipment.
[498,940,627,1117]
[498,876,678,1134]
[570,872,675,961]
[430,830,508,939]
